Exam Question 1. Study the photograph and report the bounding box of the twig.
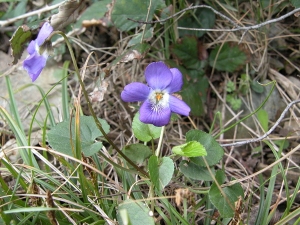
[128,5,238,27]
[226,143,300,187]
[0,2,63,27]
[221,99,300,147]
[178,7,300,32]
[128,4,300,33]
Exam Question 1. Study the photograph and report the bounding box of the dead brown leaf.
[50,0,86,30]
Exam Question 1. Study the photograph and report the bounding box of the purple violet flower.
[23,22,53,82]
[121,61,191,126]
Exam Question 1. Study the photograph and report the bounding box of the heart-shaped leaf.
[209,43,247,72]
[178,8,215,38]
[117,199,154,225]
[186,130,224,166]
[171,36,206,70]
[123,144,152,165]
[47,116,110,157]
[209,170,244,218]
[172,141,207,157]
[179,160,215,181]
[132,112,162,142]
[149,156,174,192]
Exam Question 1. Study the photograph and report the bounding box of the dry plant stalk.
[46,190,58,225]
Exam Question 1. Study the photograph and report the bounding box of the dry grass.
[1,0,300,224]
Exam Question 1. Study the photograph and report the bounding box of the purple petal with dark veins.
[145,61,172,90]
[139,100,171,126]
[121,82,150,102]
[169,95,190,116]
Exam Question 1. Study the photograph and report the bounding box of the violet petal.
[121,82,150,102]
[36,22,53,46]
[166,68,183,93]
[23,53,47,82]
[27,40,36,55]
[139,100,171,126]
[169,95,190,116]
[145,61,172,90]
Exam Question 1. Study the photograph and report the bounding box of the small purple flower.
[23,22,53,82]
[121,61,191,126]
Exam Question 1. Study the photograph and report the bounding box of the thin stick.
[128,4,300,33]
[155,126,165,157]
[226,143,300,186]
[128,5,238,27]
[178,7,300,32]
[0,2,63,27]
[221,99,300,147]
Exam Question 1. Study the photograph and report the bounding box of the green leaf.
[47,116,110,157]
[260,0,272,9]
[186,130,224,166]
[186,68,207,79]
[112,0,162,31]
[290,0,300,8]
[179,160,215,181]
[181,77,208,116]
[74,0,111,28]
[165,60,208,117]
[157,157,174,192]
[226,81,235,93]
[251,80,264,93]
[123,144,152,165]
[172,141,207,157]
[117,199,154,225]
[165,59,206,79]
[2,0,27,24]
[128,27,154,46]
[178,8,215,38]
[209,43,247,72]
[209,170,244,218]
[132,112,162,142]
[273,139,289,149]
[239,73,250,95]
[148,155,159,187]
[149,156,174,192]
[171,36,206,70]
[9,25,32,64]
[226,95,242,111]
[257,109,268,132]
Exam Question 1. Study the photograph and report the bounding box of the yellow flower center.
[148,90,169,112]
[155,92,163,102]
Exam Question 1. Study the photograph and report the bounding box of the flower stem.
[48,31,149,178]
[155,126,165,156]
